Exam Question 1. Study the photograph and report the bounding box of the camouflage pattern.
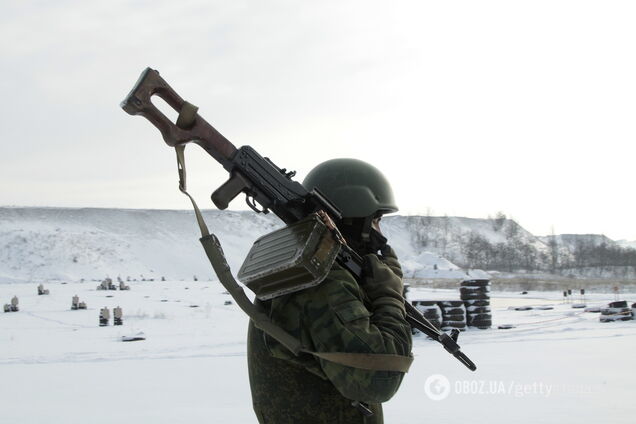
[248,262,412,423]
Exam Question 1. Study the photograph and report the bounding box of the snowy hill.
[0,207,281,283]
[0,207,473,283]
[1,207,632,283]
[385,215,551,266]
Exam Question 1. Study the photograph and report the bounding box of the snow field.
[1,281,635,423]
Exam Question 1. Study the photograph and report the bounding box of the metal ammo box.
[237,213,341,300]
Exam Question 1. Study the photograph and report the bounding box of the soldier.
[248,159,412,424]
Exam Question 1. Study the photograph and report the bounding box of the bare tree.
[492,211,507,232]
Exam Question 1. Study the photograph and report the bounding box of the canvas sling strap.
[173,143,412,373]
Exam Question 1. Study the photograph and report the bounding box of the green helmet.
[302,158,398,218]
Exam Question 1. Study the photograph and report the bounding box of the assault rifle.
[121,67,476,372]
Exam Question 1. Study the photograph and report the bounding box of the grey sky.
[1,1,635,240]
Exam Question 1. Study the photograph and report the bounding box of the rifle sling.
[174,144,412,373]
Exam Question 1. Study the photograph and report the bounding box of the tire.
[461,293,490,301]
[609,301,628,308]
[469,319,492,326]
[416,304,441,311]
[460,287,490,295]
[442,320,467,327]
[468,312,492,319]
[414,303,442,317]
[466,306,491,314]
[437,300,464,308]
[442,313,466,321]
[411,300,439,307]
[442,317,466,323]
[416,306,442,314]
[467,314,492,325]
[463,300,490,307]
[468,321,493,327]
[418,305,441,311]
[440,307,466,315]
[461,279,490,287]
[468,317,492,324]
[443,320,466,328]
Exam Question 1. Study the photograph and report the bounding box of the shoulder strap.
[174,145,413,373]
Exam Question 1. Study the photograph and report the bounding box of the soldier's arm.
[304,261,412,404]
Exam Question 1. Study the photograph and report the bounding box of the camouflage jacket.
[247,264,412,424]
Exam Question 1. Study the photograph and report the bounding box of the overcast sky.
[1,0,635,240]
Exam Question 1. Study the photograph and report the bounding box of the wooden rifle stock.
[120,67,237,169]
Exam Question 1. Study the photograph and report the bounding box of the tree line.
[408,213,636,275]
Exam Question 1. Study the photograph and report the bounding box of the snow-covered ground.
[1,280,635,424]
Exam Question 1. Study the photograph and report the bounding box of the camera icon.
[424,374,451,401]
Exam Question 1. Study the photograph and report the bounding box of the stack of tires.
[600,300,633,322]
[411,301,442,332]
[436,300,467,332]
[461,279,492,329]
[632,303,636,319]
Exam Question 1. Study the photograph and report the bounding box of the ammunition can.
[238,214,340,300]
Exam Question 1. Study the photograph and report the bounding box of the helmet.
[302,158,398,218]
